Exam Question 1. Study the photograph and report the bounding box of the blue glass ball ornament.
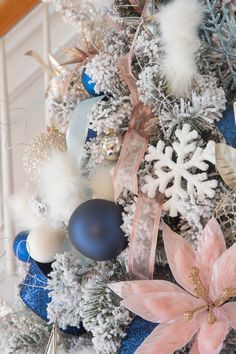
[68,199,128,261]
[217,106,236,148]
[13,231,31,263]
[81,68,104,97]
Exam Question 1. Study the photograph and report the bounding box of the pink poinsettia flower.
[110,218,236,354]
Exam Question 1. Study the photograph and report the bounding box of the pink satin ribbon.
[129,193,164,280]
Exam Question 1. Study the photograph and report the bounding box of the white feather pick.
[158,0,205,97]
[9,189,42,231]
[38,151,83,225]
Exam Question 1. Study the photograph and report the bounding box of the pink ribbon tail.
[129,193,164,280]
[112,51,153,200]
[119,53,140,106]
[113,129,147,201]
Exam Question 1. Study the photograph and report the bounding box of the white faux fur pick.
[38,151,83,225]
[158,0,205,97]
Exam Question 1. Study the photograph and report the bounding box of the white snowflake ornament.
[142,124,217,217]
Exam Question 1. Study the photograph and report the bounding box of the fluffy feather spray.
[158,0,205,97]
[9,189,42,231]
[38,151,83,225]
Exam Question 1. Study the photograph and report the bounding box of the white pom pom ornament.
[27,225,67,263]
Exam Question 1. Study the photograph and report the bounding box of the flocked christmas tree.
[3,0,236,353]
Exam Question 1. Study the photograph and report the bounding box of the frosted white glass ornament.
[27,225,67,263]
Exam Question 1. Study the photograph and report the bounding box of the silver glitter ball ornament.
[100,133,122,161]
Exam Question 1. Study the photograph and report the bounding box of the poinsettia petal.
[134,316,201,354]
[210,242,236,298]
[189,339,200,354]
[109,280,186,299]
[222,302,236,330]
[121,291,204,323]
[196,218,226,291]
[197,308,229,354]
[162,223,196,294]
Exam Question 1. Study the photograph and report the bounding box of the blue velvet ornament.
[13,231,31,263]
[68,199,128,261]
[119,317,157,354]
[81,68,104,97]
[217,106,236,148]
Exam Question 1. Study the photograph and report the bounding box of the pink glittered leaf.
[197,308,229,354]
[222,303,236,330]
[109,279,185,299]
[189,339,200,354]
[162,223,196,294]
[121,291,204,324]
[210,242,236,298]
[196,217,226,292]
[134,316,200,354]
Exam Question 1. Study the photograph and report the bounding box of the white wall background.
[0,3,74,304]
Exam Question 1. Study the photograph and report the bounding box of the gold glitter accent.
[207,306,216,325]
[183,267,236,325]
[184,305,207,321]
[189,267,212,304]
[214,288,236,307]
[23,130,67,181]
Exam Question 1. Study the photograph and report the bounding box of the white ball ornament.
[27,225,67,263]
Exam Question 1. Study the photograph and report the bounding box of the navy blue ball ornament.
[68,199,127,261]
[13,231,31,263]
[81,68,103,97]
